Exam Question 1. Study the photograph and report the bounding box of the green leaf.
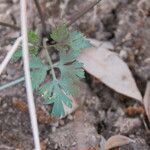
[39,80,72,117]
[68,31,91,56]
[12,31,39,61]
[51,24,69,43]
[39,28,91,117]
[28,31,39,55]
[58,60,85,96]
[12,47,22,61]
[30,56,49,91]
[57,31,91,63]
[28,31,39,44]
[39,81,55,104]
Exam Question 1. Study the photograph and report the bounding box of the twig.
[0,37,22,75]
[60,0,70,18]
[0,21,20,30]
[67,0,102,27]
[0,62,58,91]
[20,0,41,150]
[0,77,25,91]
[33,0,46,35]
[0,144,21,150]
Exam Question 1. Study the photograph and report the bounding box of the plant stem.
[43,40,57,80]
[33,0,46,35]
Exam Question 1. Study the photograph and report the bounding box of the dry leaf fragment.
[78,41,142,101]
[12,99,55,124]
[88,38,114,50]
[124,106,145,117]
[105,135,134,150]
[12,98,28,112]
[143,81,150,123]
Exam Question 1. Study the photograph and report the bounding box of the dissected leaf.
[78,41,142,101]
[28,31,39,55]
[58,61,84,96]
[11,26,91,117]
[12,47,22,61]
[30,56,49,90]
[28,31,39,44]
[39,27,91,117]
[68,31,91,57]
[105,135,134,150]
[39,80,73,117]
[51,24,69,43]
[143,81,150,123]
[12,31,39,61]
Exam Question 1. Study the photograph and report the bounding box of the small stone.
[2,103,7,108]
[51,126,56,133]
[59,120,65,126]
[54,144,58,149]
[119,50,128,59]
[72,142,77,146]
[67,114,74,120]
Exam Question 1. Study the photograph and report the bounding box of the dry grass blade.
[105,135,134,150]
[78,41,142,101]
[143,81,150,122]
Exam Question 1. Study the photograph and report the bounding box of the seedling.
[12,24,91,117]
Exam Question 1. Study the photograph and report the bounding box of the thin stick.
[0,77,25,91]
[0,37,22,75]
[33,0,46,35]
[0,21,20,30]
[20,0,41,150]
[67,0,102,27]
[0,144,21,150]
[0,62,59,91]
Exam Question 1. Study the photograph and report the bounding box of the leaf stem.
[43,39,57,80]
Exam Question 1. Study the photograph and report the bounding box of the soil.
[0,0,150,150]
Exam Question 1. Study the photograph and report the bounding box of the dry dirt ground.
[0,0,150,150]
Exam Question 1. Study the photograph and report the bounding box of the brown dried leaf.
[78,41,142,101]
[12,98,28,112]
[105,135,134,150]
[143,81,150,122]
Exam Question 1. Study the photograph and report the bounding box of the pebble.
[119,50,128,59]
[59,120,65,126]
[2,103,7,108]
[72,141,77,146]
[51,126,56,132]
[54,144,58,149]
[67,114,74,120]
